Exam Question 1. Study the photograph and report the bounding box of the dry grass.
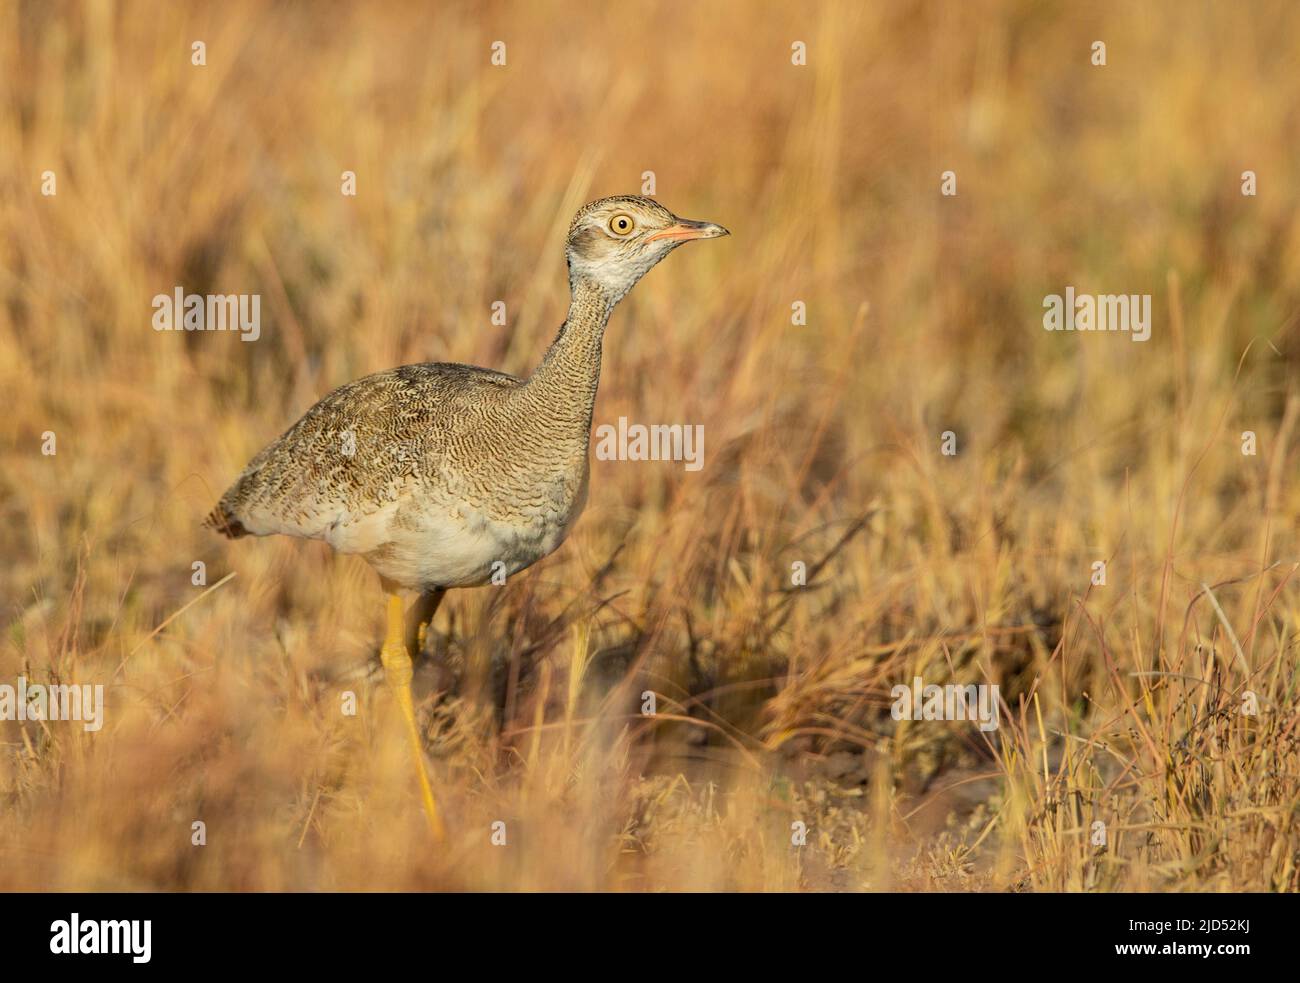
[2,0,1299,891]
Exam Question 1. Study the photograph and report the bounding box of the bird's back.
[207,362,523,543]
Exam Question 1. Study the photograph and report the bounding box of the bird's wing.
[206,362,521,543]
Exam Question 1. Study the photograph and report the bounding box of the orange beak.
[646,218,730,243]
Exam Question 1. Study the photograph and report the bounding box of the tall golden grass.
[2,0,1298,891]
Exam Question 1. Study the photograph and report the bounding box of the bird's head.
[564,195,728,303]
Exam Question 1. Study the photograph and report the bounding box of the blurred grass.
[1,0,1299,890]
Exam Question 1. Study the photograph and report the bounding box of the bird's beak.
[647,218,730,243]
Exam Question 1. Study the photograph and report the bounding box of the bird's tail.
[204,500,248,539]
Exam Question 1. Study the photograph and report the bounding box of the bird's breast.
[364,450,591,590]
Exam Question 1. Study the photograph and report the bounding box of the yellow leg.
[380,592,446,842]
[403,588,446,657]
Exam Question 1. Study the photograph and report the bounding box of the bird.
[205,195,729,840]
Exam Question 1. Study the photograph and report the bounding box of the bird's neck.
[521,277,615,427]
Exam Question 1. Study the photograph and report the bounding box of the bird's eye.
[609,214,635,235]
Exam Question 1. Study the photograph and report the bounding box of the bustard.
[206,195,728,839]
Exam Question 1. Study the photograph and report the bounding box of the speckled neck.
[521,276,615,429]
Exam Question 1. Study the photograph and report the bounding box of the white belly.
[326,496,584,590]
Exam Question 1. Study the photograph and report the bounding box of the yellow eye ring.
[609,214,635,235]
